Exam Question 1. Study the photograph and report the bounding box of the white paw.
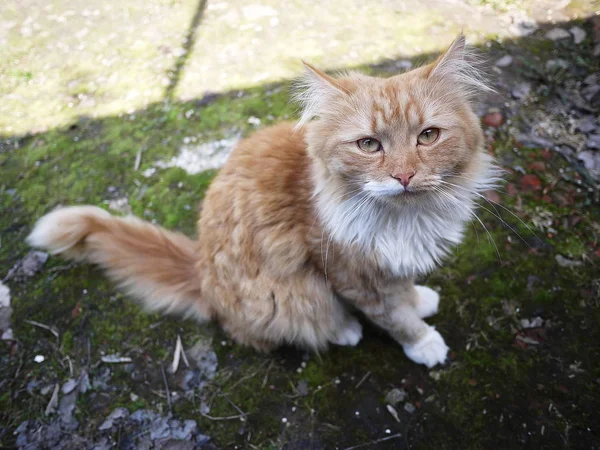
[331,317,363,347]
[414,285,440,319]
[402,326,448,368]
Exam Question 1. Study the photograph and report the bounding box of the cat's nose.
[393,171,416,187]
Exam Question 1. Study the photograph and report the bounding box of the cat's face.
[299,35,490,203]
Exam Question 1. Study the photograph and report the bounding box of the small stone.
[520,174,542,191]
[2,328,14,340]
[587,134,600,150]
[5,251,48,280]
[98,407,129,431]
[247,116,261,126]
[171,419,197,440]
[130,393,139,402]
[40,385,54,396]
[130,409,158,424]
[187,338,218,379]
[61,379,78,394]
[58,389,79,431]
[281,417,287,423]
[578,151,600,177]
[569,26,586,44]
[530,317,544,328]
[404,402,416,414]
[555,255,583,268]
[150,417,171,440]
[385,388,407,405]
[521,317,532,329]
[196,434,211,446]
[511,82,531,100]
[296,380,309,397]
[395,60,413,70]
[0,281,10,307]
[34,355,45,363]
[429,371,441,381]
[483,112,504,127]
[545,28,571,41]
[545,59,568,71]
[582,84,600,103]
[577,117,597,134]
[495,55,513,68]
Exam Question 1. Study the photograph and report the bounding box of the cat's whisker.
[442,171,509,197]
[435,186,502,260]
[438,182,528,249]
[439,180,540,247]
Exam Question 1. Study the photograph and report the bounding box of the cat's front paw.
[402,326,448,368]
[414,285,440,319]
[331,317,363,347]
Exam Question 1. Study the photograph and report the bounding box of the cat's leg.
[330,311,363,347]
[413,285,440,319]
[377,305,448,367]
[356,289,448,367]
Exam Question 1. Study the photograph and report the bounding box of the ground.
[1,1,600,449]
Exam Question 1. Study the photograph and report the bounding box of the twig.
[134,148,143,172]
[343,433,403,450]
[86,337,91,367]
[171,334,183,374]
[45,384,59,416]
[181,343,190,368]
[261,359,275,388]
[64,356,73,377]
[221,393,248,421]
[227,360,268,392]
[24,320,59,339]
[386,404,400,423]
[47,263,77,273]
[200,412,246,421]
[354,371,371,389]
[160,362,172,414]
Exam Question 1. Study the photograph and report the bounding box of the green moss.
[2,23,600,449]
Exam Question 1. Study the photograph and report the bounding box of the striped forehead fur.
[293,34,491,128]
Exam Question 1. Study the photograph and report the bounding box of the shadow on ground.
[1,16,600,450]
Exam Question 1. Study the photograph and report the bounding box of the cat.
[28,34,499,368]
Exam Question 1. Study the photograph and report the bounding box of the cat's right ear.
[293,62,350,128]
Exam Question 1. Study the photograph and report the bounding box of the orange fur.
[28,35,497,366]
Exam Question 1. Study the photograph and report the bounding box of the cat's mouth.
[366,187,426,200]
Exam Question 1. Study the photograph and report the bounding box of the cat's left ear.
[424,34,490,95]
[293,62,352,128]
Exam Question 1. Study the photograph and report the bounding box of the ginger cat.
[28,35,498,367]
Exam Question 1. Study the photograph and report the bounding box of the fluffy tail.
[27,206,211,321]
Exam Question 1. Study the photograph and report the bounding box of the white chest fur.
[316,187,476,278]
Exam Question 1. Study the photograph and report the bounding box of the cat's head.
[296,35,495,203]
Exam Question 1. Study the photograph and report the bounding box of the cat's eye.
[417,128,440,146]
[357,138,382,153]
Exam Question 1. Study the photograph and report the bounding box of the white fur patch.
[316,153,499,277]
[414,285,440,318]
[402,326,448,368]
